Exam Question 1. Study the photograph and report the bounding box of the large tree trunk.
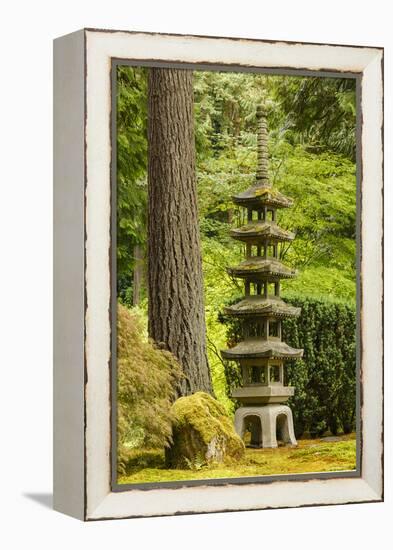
[147,68,212,396]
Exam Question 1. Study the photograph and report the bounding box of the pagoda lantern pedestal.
[234,404,297,448]
[221,104,303,449]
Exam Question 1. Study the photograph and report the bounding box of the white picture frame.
[53,28,383,521]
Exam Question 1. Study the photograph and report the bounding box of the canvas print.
[114,65,357,486]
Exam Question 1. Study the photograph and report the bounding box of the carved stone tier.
[232,385,294,405]
[230,221,294,244]
[224,295,301,318]
[221,339,303,360]
[228,257,297,280]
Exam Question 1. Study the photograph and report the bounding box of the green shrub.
[117,303,182,475]
[220,296,356,438]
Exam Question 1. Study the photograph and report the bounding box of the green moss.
[167,392,245,468]
[253,187,293,204]
[172,392,236,444]
[236,223,269,233]
[236,263,261,270]
[120,449,164,474]
[254,188,275,197]
[118,434,356,484]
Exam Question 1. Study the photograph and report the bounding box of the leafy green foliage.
[272,76,356,160]
[194,71,356,161]
[194,71,270,159]
[117,303,182,475]
[117,66,148,304]
[202,235,242,413]
[274,145,356,303]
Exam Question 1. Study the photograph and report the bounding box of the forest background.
[116,67,357,448]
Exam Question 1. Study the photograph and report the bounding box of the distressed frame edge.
[79,29,383,520]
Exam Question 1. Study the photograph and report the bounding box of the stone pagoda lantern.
[221,104,303,448]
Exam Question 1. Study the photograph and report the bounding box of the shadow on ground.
[23,493,53,509]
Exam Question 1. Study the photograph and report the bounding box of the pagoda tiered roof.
[224,295,301,318]
[232,184,293,209]
[230,221,294,244]
[228,257,297,280]
[221,339,303,360]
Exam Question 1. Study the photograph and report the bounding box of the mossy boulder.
[166,392,245,468]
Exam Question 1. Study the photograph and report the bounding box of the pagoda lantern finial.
[256,104,270,187]
[221,102,303,449]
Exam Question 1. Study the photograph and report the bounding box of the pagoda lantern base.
[234,404,297,449]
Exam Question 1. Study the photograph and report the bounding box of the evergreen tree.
[147,68,212,396]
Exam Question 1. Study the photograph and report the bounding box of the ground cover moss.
[118,433,356,484]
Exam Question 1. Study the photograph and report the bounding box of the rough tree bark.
[147,68,212,396]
